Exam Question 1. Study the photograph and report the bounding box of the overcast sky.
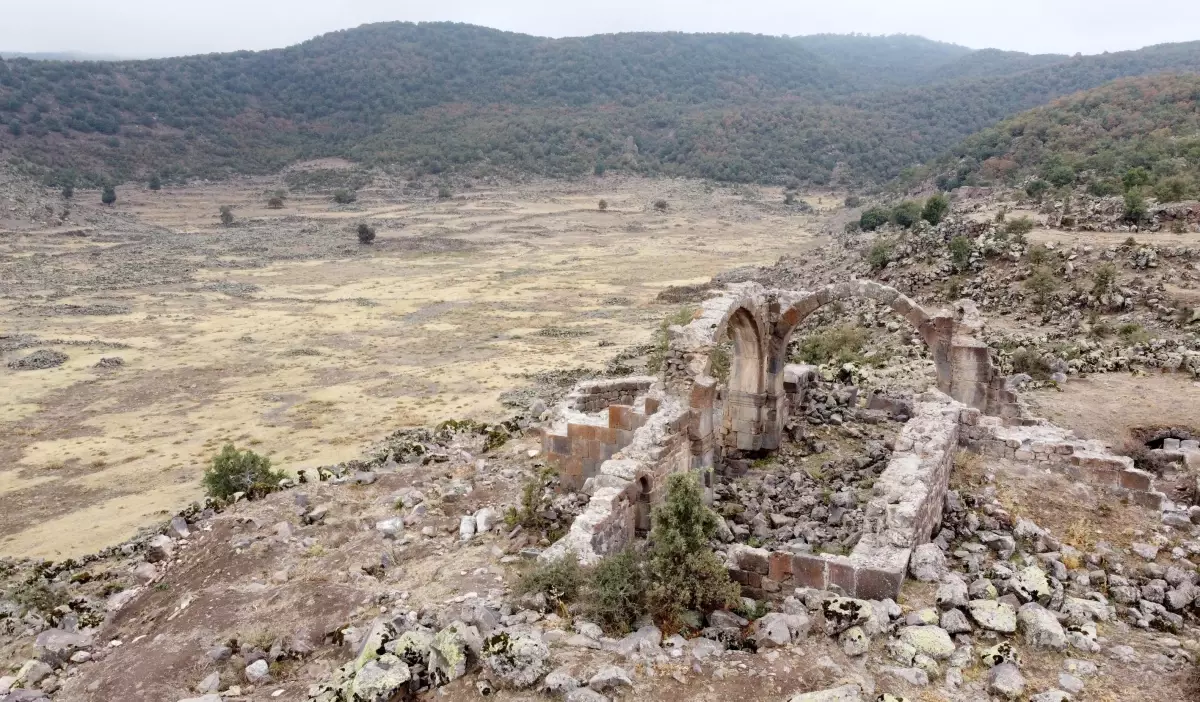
[3,1,1199,59]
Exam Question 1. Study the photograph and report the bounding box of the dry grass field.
[0,174,830,558]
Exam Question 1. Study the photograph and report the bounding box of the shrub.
[783,192,796,205]
[584,549,648,635]
[890,200,923,228]
[219,205,234,225]
[859,207,890,231]
[1004,216,1035,237]
[357,223,376,244]
[202,444,287,501]
[1124,191,1147,223]
[646,306,696,373]
[653,199,669,212]
[1091,262,1117,296]
[995,206,1007,223]
[1118,323,1150,344]
[504,466,557,535]
[1087,179,1120,197]
[1028,244,1050,265]
[1123,167,1151,191]
[1154,176,1193,203]
[101,185,116,205]
[1010,348,1053,380]
[149,174,162,191]
[922,193,949,225]
[844,195,862,208]
[867,240,892,270]
[1044,164,1076,188]
[267,191,285,209]
[1025,180,1049,200]
[645,473,739,631]
[948,235,972,271]
[594,163,605,176]
[61,184,73,199]
[598,199,608,211]
[794,325,868,366]
[517,554,584,608]
[1025,266,1059,307]
[332,189,356,204]
[437,185,452,199]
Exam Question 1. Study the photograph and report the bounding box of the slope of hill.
[2,22,1200,188]
[929,73,1200,199]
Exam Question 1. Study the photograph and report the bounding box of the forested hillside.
[1,22,1199,187]
[929,74,1200,202]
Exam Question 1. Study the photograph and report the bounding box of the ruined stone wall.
[541,395,695,564]
[728,391,963,601]
[541,377,658,491]
[958,409,1165,509]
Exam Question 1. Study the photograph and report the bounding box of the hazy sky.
[3,1,1199,58]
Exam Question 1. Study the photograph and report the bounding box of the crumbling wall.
[958,409,1165,509]
[728,391,963,601]
[541,377,658,491]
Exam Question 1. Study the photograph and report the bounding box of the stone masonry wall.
[541,377,658,491]
[728,391,963,601]
[958,409,1165,509]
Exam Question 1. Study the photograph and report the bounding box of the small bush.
[101,185,116,205]
[149,174,162,191]
[1091,262,1117,296]
[437,185,452,199]
[1154,176,1193,203]
[1025,266,1059,307]
[357,223,376,244]
[598,199,608,211]
[61,184,74,199]
[517,554,584,607]
[332,189,356,204]
[783,192,796,205]
[1011,348,1053,380]
[584,549,648,635]
[1124,191,1147,223]
[844,195,862,208]
[1123,167,1151,191]
[1087,179,1120,197]
[1025,180,1049,200]
[948,235,972,271]
[867,240,892,270]
[653,199,669,212]
[219,205,234,225]
[794,325,868,366]
[267,192,285,209]
[994,206,1007,223]
[645,473,739,631]
[202,444,287,501]
[890,200,923,228]
[1118,323,1150,344]
[504,466,557,534]
[1028,244,1050,265]
[922,193,950,225]
[1004,216,1035,236]
[859,207,890,231]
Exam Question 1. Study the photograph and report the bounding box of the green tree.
[1153,176,1192,203]
[645,473,739,630]
[948,235,972,271]
[891,200,923,228]
[1025,180,1049,200]
[1025,266,1059,307]
[867,240,892,270]
[859,207,890,231]
[149,174,162,191]
[1123,167,1151,191]
[922,193,949,225]
[202,444,287,501]
[1124,190,1147,223]
[101,185,116,205]
[1044,163,1075,188]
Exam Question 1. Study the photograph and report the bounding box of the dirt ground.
[0,175,828,559]
[1023,372,1200,447]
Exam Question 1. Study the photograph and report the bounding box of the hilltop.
[3,23,1200,187]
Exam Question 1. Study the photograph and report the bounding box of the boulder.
[145,534,174,563]
[244,659,270,684]
[482,631,549,689]
[968,600,1016,633]
[988,663,1025,700]
[543,667,580,694]
[787,685,863,702]
[349,655,411,700]
[908,544,947,582]
[1017,603,1067,651]
[587,666,633,693]
[897,626,954,661]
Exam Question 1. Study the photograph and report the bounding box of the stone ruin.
[538,280,1173,600]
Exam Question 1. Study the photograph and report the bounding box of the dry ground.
[0,176,828,558]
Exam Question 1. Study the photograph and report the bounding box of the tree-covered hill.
[1,22,1199,187]
[927,73,1200,201]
